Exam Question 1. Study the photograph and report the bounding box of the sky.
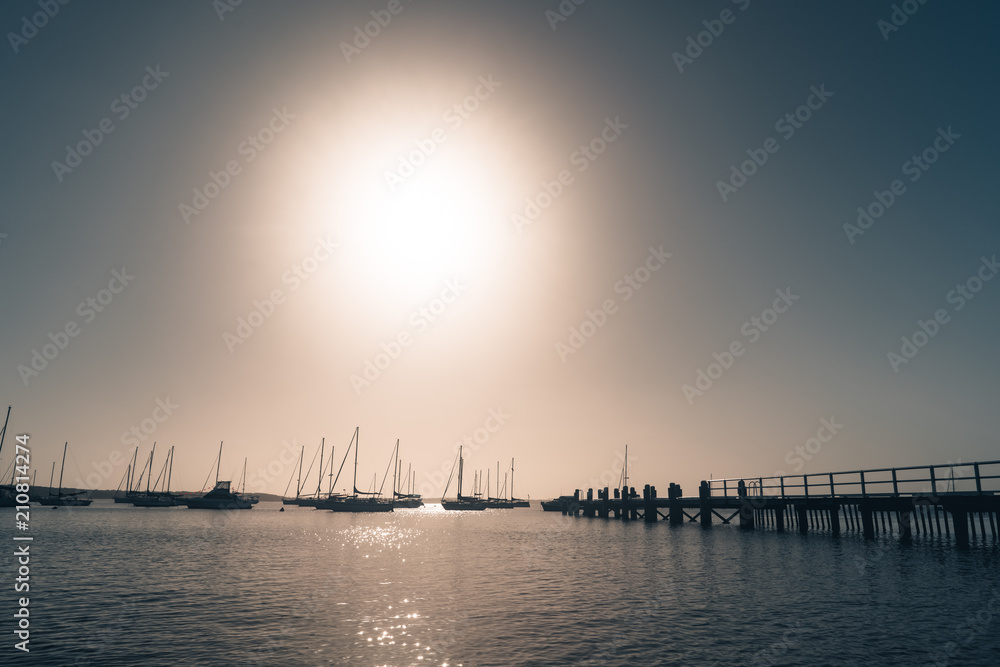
[0,1,998,499]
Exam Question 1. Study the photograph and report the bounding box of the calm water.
[3,501,999,666]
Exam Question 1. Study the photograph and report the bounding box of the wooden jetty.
[556,460,1000,546]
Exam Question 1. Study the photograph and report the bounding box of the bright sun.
[374,165,478,281]
[355,145,505,294]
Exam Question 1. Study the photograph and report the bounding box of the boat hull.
[132,494,181,507]
[324,497,394,512]
[183,497,253,510]
[0,487,17,507]
[441,500,488,511]
[37,496,93,506]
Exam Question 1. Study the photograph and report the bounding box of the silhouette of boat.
[321,428,394,512]
[484,461,513,508]
[541,495,575,512]
[509,458,530,507]
[37,442,93,506]
[131,444,182,507]
[441,446,486,510]
[0,406,18,508]
[393,454,423,508]
[183,443,256,509]
[184,480,253,509]
[113,447,141,504]
[281,443,307,505]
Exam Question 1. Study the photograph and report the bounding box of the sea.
[3,501,999,666]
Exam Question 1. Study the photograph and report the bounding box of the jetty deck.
[557,460,1000,546]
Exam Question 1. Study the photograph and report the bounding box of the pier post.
[621,485,630,521]
[613,487,620,519]
[630,487,639,520]
[952,509,970,546]
[830,501,841,535]
[860,502,875,539]
[669,483,683,525]
[738,480,755,530]
[599,487,609,518]
[584,488,594,517]
[644,484,657,523]
[775,504,785,532]
[898,508,913,541]
[699,481,712,527]
[797,504,808,535]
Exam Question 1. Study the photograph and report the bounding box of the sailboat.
[113,447,140,503]
[0,406,18,507]
[441,445,487,510]
[37,442,93,506]
[393,460,423,508]
[281,445,305,505]
[509,457,530,507]
[319,428,393,512]
[183,442,255,509]
[132,445,181,507]
[295,439,341,507]
[486,461,513,509]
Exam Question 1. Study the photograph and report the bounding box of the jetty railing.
[708,460,1000,499]
[559,460,1000,546]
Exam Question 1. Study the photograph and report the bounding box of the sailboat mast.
[167,446,174,493]
[216,441,223,485]
[328,447,334,496]
[58,442,67,495]
[511,458,515,499]
[147,443,156,493]
[458,446,463,498]
[129,447,138,493]
[242,458,247,495]
[353,430,359,497]
[0,406,10,480]
[316,438,325,497]
[48,461,54,495]
[297,446,303,499]
[392,440,399,500]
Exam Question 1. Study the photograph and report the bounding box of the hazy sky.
[1,1,997,499]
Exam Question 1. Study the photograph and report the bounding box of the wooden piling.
[738,480,755,530]
[644,484,657,523]
[861,502,875,539]
[952,509,969,546]
[699,481,712,526]
[669,483,683,525]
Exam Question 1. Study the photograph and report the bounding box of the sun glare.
[373,166,478,282]
[355,144,506,293]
